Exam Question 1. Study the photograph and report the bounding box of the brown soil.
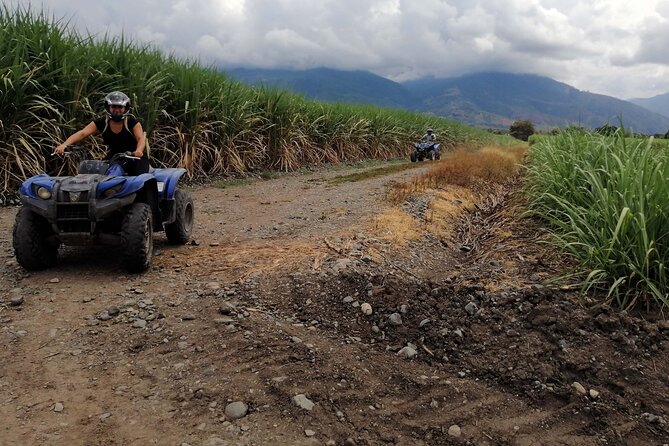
[0,161,667,446]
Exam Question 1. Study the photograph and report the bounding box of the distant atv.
[410,141,441,162]
[12,150,194,273]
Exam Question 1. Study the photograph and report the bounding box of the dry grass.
[418,145,526,189]
[424,188,477,242]
[369,208,423,245]
[372,186,478,249]
[381,145,527,251]
[387,145,526,204]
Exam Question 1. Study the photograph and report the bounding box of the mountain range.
[225,68,669,135]
[629,93,669,119]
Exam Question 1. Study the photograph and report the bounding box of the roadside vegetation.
[387,145,527,203]
[0,7,514,202]
[525,128,669,310]
[415,146,526,189]
[381,145,527,250]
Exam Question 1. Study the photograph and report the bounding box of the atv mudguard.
[152,168,187,200]
[110,173,157,198]
[19,174,55,200]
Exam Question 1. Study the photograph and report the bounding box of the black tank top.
[94,116,144,158]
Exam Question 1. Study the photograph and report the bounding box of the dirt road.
[0,161,667,446]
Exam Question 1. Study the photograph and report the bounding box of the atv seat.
[78,160,110,175]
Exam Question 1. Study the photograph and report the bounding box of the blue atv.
[410,142,441,162]
[12,150,194,273]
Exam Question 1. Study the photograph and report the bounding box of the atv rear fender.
[153,168,187,200]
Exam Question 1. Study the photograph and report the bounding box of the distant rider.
[421,128,437,144]
[54,91,150,176]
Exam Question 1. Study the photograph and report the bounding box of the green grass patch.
[526,128,669,310]
[327,161,421,185]
[329,157,407,171]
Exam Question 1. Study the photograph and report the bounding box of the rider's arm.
[54,122,98,154]
[132,122,146,158]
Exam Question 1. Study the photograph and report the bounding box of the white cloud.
[7,0,669,98]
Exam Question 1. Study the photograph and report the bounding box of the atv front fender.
[114,173,158,197]
[93,194,138,220]
[20,175,58,201]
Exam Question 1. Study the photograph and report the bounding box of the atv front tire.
[121,202,153,273]
[12,207,59,270]
[165,189,194,244]
[410,152,417,163]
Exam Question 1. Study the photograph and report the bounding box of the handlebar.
[52,145,86,156]
[109,151,140,162]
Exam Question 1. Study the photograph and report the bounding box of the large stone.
[396,346,417,359]
[292,394,315,411]
[448,425,461,437]
[572,382,587,396]
[224,401,248,420]
[388,313,403,326]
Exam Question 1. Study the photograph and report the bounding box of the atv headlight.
[36,186,52,200]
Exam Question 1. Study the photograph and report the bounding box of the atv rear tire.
[410,152,417,163]
[165,189,194,244]
[121,202,153,273]
[12,207,59,270]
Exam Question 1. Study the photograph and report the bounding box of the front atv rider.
[54,91,150,176]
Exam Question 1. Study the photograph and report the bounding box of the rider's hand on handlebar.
[131,149,143,158]
[53,145,66,156]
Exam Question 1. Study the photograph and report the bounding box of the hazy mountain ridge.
[629,93,669,119]
[225,68,669,134]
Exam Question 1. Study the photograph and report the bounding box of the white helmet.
[104,91,131,122]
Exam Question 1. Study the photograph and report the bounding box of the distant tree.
[509,120,535,141]
[595,123,618,136]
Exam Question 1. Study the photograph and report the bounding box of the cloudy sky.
[9,0,669,99]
